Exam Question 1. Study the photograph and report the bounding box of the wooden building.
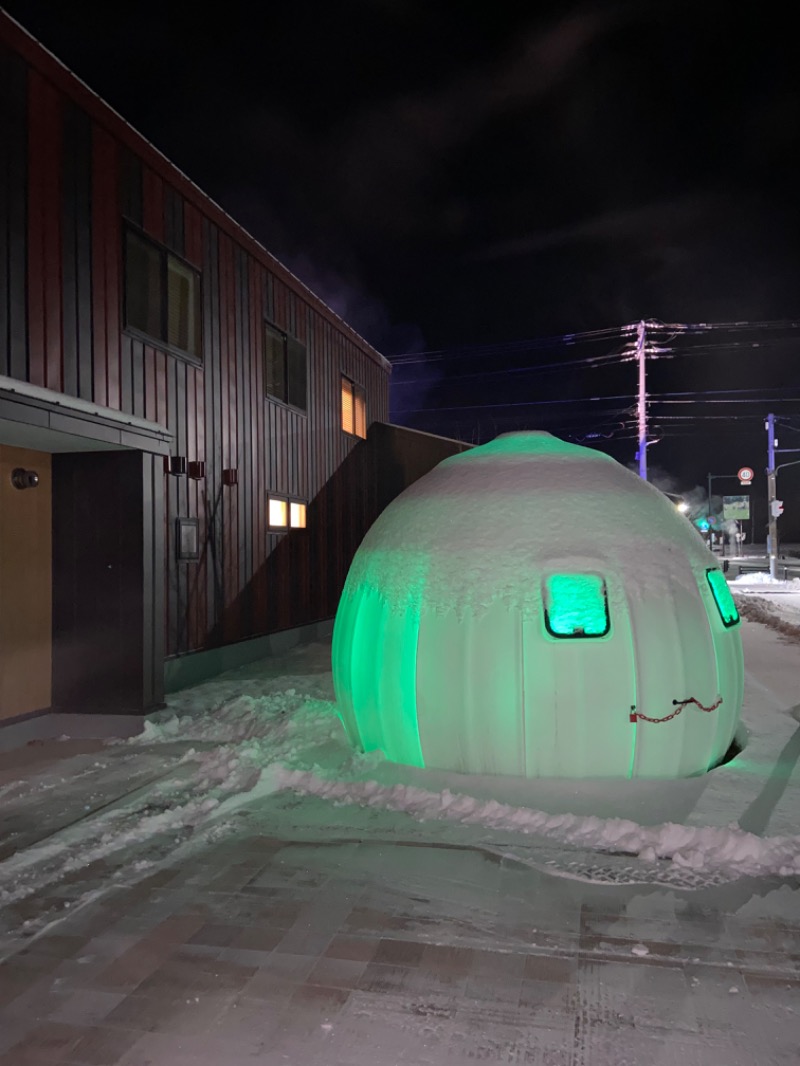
[0,13,467,730]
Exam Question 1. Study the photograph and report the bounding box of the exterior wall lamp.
[11,468,39,489]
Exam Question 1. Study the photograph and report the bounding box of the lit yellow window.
[290,502,307,528]
[341,378,354,434]
[268,497,288,528]
[341,376,366,438]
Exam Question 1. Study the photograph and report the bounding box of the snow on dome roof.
[445,430,617,463]
[343,433,715,618]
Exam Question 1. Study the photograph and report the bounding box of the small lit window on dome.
[543,574,610,638]
[706,568,740,627]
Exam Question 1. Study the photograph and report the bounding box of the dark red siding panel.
[164,185,184,255]
[255,284,271,633]
[183,201,203,270]
[0,42,28,381]
[235,246,253,637]
[165,355,179,655]
[142,166,165,242]
[131,335,144,418]
[120,148,143,226]
[192,368,204,651]
[101,139,121,409]
[91,125,118,407]
[27,68,62,389]
[144,344,157,422]
[61,102,93,400]
[203,220,222,640]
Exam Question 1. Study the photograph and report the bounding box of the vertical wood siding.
[0,19,390,665]
[0,42,29,380]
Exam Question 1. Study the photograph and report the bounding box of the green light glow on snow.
[543,574,610,638]
[333,582,425,768]
[394,607,425,767]
[706,569,740,628]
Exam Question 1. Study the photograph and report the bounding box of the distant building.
[0,12,469,732]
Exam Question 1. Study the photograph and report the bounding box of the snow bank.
[268,768,800,880]
[731,572,800,588]
[733,592,800,641]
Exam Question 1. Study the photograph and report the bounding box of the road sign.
[723,495,750,521]
[738,467,754,485]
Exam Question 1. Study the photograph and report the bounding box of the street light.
[662,491,690,514]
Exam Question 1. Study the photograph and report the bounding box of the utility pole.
[767,412,778,579]
[636,320,647,480]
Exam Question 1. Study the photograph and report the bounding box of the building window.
[268,496,307,530]
[124,227,201,359]
[265,324,307,410]
[268,497,288,529]
[341,376,366,438]
[543,574,610,638]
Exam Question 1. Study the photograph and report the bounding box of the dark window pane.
[167,254,200,357]
[265,325,286,401]
[125,229,162,339]
[287,337,307,410]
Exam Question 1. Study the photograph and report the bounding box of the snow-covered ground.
[2,589,800,928]
[0,583,799,1064]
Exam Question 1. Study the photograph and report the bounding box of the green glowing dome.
[332,432,743,779]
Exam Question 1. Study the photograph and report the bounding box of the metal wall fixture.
[165,456,187,476]
[11,468,39,490]
[176,517,200,560]
[162,458,206,479]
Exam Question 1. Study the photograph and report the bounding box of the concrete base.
[0,712,144,753]
[164,618,335,693]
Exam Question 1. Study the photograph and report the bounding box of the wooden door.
[0,444,52,720]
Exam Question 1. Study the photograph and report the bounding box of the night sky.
[5,1,800,536]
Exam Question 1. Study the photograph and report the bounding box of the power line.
[389,318,800,365]
[388,326,628,366]
[401,391,800,417]
[654,386,800,398]
[651,413,769,421]
[399,393,636,415]
[391,349,627,385]
[655,397,800,405]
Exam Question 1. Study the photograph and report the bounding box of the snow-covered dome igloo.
[332,432,744,779]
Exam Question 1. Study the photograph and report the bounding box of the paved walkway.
[1,822,798,1065]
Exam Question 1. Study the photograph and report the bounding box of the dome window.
[543,573,610,639]
[706,569,740,628]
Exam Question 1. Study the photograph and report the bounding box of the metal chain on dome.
[629,696,723,725]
